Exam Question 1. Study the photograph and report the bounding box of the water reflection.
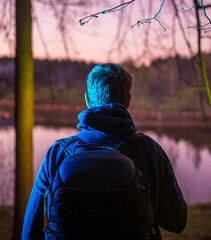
[193,148,201,169]
[0,127,15,205]
[0,126,211,205]
[145,131,211,204]
[145,131,206,170]
[33,126,78,177]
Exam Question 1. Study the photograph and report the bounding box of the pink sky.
[0,0,211,66]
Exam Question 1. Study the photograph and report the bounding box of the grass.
[0,207,13,240]
[0,203,211,240]
[161,203,211,240]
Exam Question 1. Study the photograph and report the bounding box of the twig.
[79,0,135,26]
[181,0,211,33]
[131,0,166,32]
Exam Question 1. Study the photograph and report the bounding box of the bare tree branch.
[49,0,70,58]
[199,4,211,9]
[142,0,153,57]
[0,0,7,29]
[171,0,194,56]
[0,0,15,54]
[34,0,86,6]
[130,0,167,31]
[201,35,211,39]
[172,12,177,55]
[79,0,135,26]
[32,3,50,58]
[181,0,211,33]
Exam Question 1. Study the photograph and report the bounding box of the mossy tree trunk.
[194,0,211,105]
[14,0,33,239]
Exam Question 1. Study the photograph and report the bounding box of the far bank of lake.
[1,100,211,130]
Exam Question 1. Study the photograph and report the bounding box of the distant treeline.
[0,54,210,110]
[0,58,94,91]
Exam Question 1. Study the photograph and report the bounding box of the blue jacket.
[22,104,187,240]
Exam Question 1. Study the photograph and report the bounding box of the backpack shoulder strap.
[114,132,147,165]
[56,135,84,157]
[115,132,147,149]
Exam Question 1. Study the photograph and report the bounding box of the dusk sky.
[0,0,211,66]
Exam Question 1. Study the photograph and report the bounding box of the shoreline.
[1,100,211,130]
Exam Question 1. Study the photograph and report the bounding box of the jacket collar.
[77,103,136,136]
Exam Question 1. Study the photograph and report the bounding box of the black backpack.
[43,134,154,240]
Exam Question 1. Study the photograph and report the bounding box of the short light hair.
[87,63,132,107]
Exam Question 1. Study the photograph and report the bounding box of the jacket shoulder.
[55,135,82,156]
[132,132,162,150]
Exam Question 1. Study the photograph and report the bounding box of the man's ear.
[124,93,131,109]
[85,92,92,109]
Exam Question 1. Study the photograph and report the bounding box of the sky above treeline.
[0,0,211,66]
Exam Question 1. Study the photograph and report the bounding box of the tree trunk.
[14,0,33,239]
[194,0,211,105]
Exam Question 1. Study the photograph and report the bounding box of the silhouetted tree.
[14,0,33,239]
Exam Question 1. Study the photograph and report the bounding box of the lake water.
[0,126,211,205]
